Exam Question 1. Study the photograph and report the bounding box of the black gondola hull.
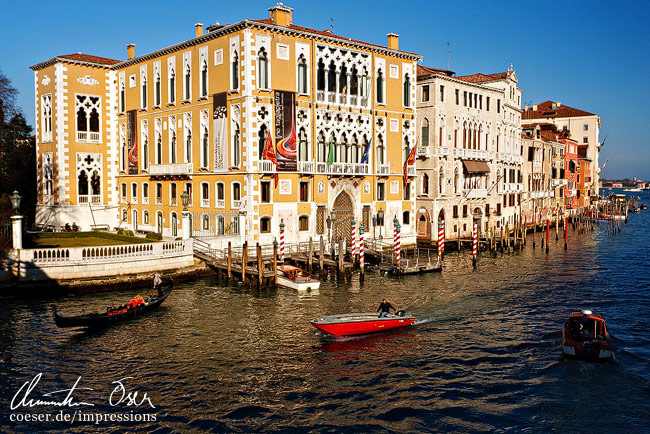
[52,282,173,328]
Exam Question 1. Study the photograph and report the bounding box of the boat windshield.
[567,317,607,341]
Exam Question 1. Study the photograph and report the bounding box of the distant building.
[522,101,601,202]
[521,125,555,223]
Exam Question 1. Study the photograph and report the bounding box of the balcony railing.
[298,161,314,173]
[170,198,177,207]
[376,163,390,175]
[416,147,430,158]
[142,197,149,205]
[466,188,487,199]
[77,131,101,143]
[406,165,416,177]
[232,199,244,209]
[78,195,102,205]
[149,162,193,176]
[438,146,450,157]
[313,162,368,175]
[316,90,325,102]
[155,197,163,205]
[258,160,275,173]
[314,91,369,108]
[201,198,210,207]
[216,199,225,209]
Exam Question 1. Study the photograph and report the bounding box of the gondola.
[52,281,173,328]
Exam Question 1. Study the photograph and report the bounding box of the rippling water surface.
[2,194,650,433]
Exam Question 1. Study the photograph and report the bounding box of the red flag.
[262,130,279,185]
[403,144,417,187]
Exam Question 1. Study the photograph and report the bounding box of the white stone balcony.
[406,165,416,177]
[232,199,244,209]
[77,131,101,143]
[258,160,275,173]
[150,162,193,176]
[298,161,314,173]
[376,163,390,176]
[466,188,487,199]
[78,194,102,205]
[416,147,430,158]
[438,146,450,157]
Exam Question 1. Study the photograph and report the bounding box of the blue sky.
[1,0,648,180]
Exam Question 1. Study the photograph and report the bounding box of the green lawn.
[24,232,152,249]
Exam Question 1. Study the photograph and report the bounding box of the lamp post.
[372,214,377,242]
[327,210,336,257]
[10,190,23,250]
[377,206,384,240]
[181,191,191,240]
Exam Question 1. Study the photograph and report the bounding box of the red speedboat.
[310,311,416,336]
[562,310,614,362]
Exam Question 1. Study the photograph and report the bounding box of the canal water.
[2,192,650,433]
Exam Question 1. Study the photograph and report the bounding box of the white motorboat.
[277,264,320,292]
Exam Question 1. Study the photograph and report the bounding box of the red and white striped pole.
[351,218,356,264]
[438,219,445,262]
[393,217,401,266]
[279,219,285,262]
[472,222,478,269]
[359,223,365,280]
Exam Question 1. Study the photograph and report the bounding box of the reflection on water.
[2,196,650,433]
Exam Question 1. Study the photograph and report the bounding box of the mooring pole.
[257,242,263,287]
[227,241,232,281]
[241,241,248,284]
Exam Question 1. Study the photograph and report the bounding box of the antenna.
[330,17,334,33]
[447,42,450,70]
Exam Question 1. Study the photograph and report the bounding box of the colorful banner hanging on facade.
[127,109,138,175]
[274,90,297,171]
[213,92,228,172]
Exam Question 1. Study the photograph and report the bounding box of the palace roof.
[31,53,121,70]
[522,100,596,120]
[455,71,512,84]
[416,65,455,78]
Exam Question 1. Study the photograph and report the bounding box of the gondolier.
[377,298,396,318]
[152,273,163,297]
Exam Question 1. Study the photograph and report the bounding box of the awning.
[462,160,490,174]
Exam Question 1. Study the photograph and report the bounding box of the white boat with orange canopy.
[277,264,320,292]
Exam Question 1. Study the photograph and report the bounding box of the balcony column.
[11,215,23,250]
[182,210,191,240]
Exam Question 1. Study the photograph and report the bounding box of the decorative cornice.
[77,75,99,86]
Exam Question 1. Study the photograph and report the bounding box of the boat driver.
[377,298,396,318]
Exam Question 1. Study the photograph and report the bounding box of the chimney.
[126,43,135,60]
[532,104,538,111]
[524,104,529,111]
[556,101,562,107]
[195,23,203,37]
[387,33,399,50]
[269,3,293,26]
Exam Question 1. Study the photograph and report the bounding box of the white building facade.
[415,65,523,243]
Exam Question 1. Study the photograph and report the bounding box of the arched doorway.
[333,191,354,245]
[417,209,430,240]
